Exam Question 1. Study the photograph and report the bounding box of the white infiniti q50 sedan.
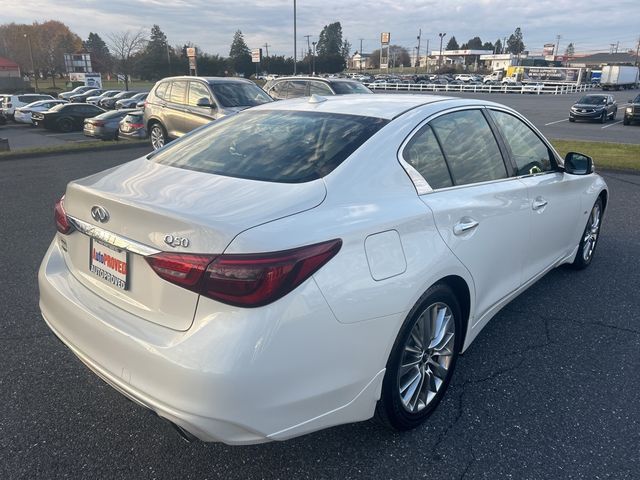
[39,94,608,444]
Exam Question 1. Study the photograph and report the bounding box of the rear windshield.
[330,82,372,94]
[151,110,387,183]
[209,82,273,108]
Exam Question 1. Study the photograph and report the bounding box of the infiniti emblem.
[91,206,110,223]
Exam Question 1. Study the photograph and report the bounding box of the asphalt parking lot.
[0,121,88,150]
[1,147,638,479]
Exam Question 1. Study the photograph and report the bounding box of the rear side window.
[286,81,308,98]
[330,82,372,94]
[430,110,507,186]
[169,81,187,104]
[403,125,452,189]
[268,81,288,99]
[309,82,333,96]
[154,82,169,100]
[151,110,388,183]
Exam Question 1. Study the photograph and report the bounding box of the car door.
[488,108,582,281]
[182,81,217,133]
[406,109,531,320]
[165,80,189,138]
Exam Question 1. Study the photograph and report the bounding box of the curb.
[0,141,149,161]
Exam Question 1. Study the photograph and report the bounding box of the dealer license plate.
[89,238,129,290]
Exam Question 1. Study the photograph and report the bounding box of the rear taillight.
[54,196,73,234]
[145,239,341,308]
[87,120,105,126]
[129,122,144,129]
[145,253,216,293]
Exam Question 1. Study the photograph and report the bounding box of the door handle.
[453,219,479,235]
[532,197,548,210]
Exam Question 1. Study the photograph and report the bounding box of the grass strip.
[551,139,640,171]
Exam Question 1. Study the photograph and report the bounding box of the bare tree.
[108,30,147,90]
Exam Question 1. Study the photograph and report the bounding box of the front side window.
[430,110,507,186]
[309,82,333,96]
[403,125,452,189]
[169,81,187,104]
[151,110,387,183]
[188,82,212,107]
[330,82,372,94]
[210,82,272,107]
[268,81,288,100]
[285,81,308,99]
[490,110,554,175]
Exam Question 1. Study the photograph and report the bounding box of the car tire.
[375,283,461,431]
[571,197,603,270]
[612,110,617,121]
[58,118,73,132]
[569,117,575,122]
[150,123,167,150]
[600,111,607,123]
[623,118,630,126]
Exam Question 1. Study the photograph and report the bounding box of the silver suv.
[143,76,273,150]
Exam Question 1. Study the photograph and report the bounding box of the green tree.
[84,32,112,74]
[316,22,345,73]
[506,27,525,55]
[229,30,251,77]
[137,25,171,80]
[565,42,575,58]
[494,38,503,54]
[463,36,483,50]
[482,41,494,51]
[446,36,459,50]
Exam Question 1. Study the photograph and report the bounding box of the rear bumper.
[39,238,393,444]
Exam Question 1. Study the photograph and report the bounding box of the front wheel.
[600,111,607,124]
[375,284,461,431]
[149,123,166,150]
[57,118,73,132]
[571,198,603,270]
[623,117,630,126]
[612,109,617,121]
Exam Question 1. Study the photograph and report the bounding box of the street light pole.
[24,33,38,92]
[312,41,317,75]
[293,0,297,75]
[438,33,446,72]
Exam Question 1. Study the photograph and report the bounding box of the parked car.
[623,94,640,125]
[521,83,544,94]
[454,74,474,82]
[32,103,105,132]
[264,76,372,100]
[58,86,95,100]
[118,110,146,140]
[87,90,122,106]
[1,93,54,119]
[69,89,103,103]
[40,94,607,444]
[13,99,68,124]
[83,109,135,140]
[569,94,617,123]
[144,76,273,149]
[115,92,148,109]
[99,90,140,110]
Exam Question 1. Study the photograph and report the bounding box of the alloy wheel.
[150,125,165,149]
[582,203,601,263]
[397,302,455,413]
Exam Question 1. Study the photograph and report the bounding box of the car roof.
[271,76,361,83]
[250,93,455,120]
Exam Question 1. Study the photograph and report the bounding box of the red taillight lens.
[54,196,73,234]
[202,239,342,308]
[145,239,342,307]
[129,122,144,129]
[145,253,217,293]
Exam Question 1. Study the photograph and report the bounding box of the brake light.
[146,253,216,292]
[54,196,73,234]
[145,239,342,307]
[129,122,144,129]
[88,120,105,126]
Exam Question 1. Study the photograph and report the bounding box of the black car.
[264,76,372,99]
[569,94,617,123]
[32,103,105,132]
[100,91,140,109]
[115,92,148,109]
[69,89,103,103]
[623,94,640,125]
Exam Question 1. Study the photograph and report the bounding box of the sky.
[4,0,640,57]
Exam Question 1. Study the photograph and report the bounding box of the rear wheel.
[571,198,603,270]
[150,123,166,150]
[375,284,461,431]
[57,118,73,132]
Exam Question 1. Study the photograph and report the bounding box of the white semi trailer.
[601,66,639,90]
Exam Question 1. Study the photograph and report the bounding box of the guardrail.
[364,82,597,95]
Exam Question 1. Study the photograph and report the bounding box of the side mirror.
[196,97,214,108]
[564,152,593,175]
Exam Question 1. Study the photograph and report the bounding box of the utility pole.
[166,44,172,74]
[615,41,619,54]
[554,34,561,58]
[610,43,616,54]
[304,34,312,74]
[415,28,421,73]
[635,36,640,66]
[263,43,270,57]
[23,33,38,92]
[425,39,430,73]
[359,38,364,72]
[438,33,446,72]
[312,41,317,75]
[293,0,297,75]
[502,37,506,54]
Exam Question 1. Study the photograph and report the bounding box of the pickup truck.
[623,94,640,125]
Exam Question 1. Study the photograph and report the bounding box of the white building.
[479,54,519,71]
[350,52,372,70]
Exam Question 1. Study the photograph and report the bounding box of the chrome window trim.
[397,105,513,195]
[67,216,161,256]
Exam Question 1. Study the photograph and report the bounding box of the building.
[0,57,21,77]
[430,49,494,70]
[350,52,373,70]
[568,52,639,68]
[479,54,518,71]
